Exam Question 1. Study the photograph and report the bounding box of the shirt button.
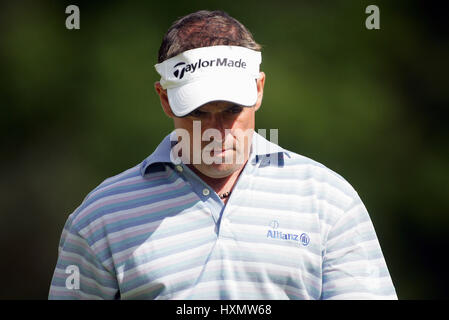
[202,188,210,196]
[175,165,183,172]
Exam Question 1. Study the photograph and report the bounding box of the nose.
[208,113,227,139]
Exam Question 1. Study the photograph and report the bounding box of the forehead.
[197,101,239,112]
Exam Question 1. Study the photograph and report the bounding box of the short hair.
[158,10,262,63]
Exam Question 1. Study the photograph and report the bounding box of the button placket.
[218,217,233,239]
[216,160,257,239]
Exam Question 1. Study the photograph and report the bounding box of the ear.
[154,81,175,118]
[254,72,265,112]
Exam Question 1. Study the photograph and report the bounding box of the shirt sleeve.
[48,214,120,300]
[321,195,398,300]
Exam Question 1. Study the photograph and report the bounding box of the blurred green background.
[1,0,448,299]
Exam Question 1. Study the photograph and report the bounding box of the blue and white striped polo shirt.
[49,131,397,299]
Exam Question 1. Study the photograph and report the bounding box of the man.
[49,10,397,299]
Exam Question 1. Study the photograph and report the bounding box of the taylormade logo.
[173,57,247,79]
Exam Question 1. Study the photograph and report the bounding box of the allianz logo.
[267,220,310,246]
[173,57,248,79]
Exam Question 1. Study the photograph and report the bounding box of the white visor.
[155,45,262,117]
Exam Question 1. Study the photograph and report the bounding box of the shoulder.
[276,148,371,241]
[279,148,361,211]
[67,161,171,235]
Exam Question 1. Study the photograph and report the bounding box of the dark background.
[1,0,448,299]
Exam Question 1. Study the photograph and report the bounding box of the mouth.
[212,148,233,156]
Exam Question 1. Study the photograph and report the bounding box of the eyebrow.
[202,103,241,111]
[226,103,242,109]
[182,103,241,117]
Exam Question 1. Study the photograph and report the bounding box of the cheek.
[233,110,255,131]
[232,117,255,150]
[174,118,196,137]
[173,119,195,151]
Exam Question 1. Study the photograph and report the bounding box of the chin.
[196,163,241,179]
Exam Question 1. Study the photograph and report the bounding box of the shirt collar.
[140,130,289,176]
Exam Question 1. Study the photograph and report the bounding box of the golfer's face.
[173,101,256,178]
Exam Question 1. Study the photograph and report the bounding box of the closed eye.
[188,109,207,118]
[226,105,243,114]
[185,104,243,118]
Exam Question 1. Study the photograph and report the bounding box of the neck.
[187,162,247,196]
